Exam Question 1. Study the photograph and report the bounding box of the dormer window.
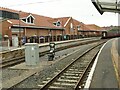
[21,14,35,24]
[27,17,30,23]
[22,18,26,22]
[27,16,34,23]
[77,25,80,30]
[53,20,61,27]
[56,21,61,26]
[53,22,57,26]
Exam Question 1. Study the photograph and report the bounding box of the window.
[77,25,80,28]
[70,23,73,31]
[70,23,73,28]
[22,18,26,22]
[77,25,80,30]
[27,16,34,24]
[0,10,19,19]
[53,20,61,27]
[31,17,34,23]
[53,22,56,26]
[56,21,61,26]
[22,14,35,24]
[27,17,30,23]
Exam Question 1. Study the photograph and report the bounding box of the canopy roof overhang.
[91,0,120,14]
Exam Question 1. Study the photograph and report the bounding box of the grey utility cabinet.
[25,43,39,66]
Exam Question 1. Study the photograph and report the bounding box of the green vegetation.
[108,26,120,33]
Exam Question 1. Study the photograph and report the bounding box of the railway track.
[0,39,103,68]
[0,56,25,68]
[38,43,102,90]
[2,41,106,89]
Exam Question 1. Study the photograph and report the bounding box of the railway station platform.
[0,37,99,53]
[85,37,120,88]
[2,38,100,89]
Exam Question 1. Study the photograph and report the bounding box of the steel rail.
[74,50,99,89]
[1,39,102,68]
[5,41,105,90]
[40,42,103,90]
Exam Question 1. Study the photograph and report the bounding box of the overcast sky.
[0,0,118,27]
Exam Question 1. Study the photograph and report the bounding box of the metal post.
[48,42,55,61]
[49,29,52,42]
[19,11,21,47]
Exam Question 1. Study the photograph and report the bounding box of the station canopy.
[91,0,120,14]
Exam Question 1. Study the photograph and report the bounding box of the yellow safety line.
[111,38,120,88]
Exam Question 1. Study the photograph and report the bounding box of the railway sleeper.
[38,81,76,89]
[57,78,78,83]
[71,65,87,69]
[48,85,76,90]
[38,84,67,89]
[63,73,79,76]
[52,82,76,86]
[48,85,68,89]
[68,69,84,72]
[65,71,83,74]
[60,76,80,79]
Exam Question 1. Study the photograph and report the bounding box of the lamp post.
[49,30,52,42]
[77,25,80,39]
[19,11,21,47]
[80,22,84,38]
[83,23,84,37]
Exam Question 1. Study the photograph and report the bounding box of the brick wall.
[25,28,63,37]
[25,28,45,36]
[2,20,12,38]
[64,18,75,35]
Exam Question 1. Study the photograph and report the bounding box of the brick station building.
[0,7,103,46]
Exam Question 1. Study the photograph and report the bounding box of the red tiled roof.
[86,24,103,31]
[49,17,90,31]
[0,7,19,13]
[73,19,90,31]
[49,17,92,31]
[1,7,103,31]
[102,26,111,31]
[48,17,70,27]
[1,7,64,29]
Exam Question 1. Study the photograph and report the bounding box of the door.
[12,35,19,47]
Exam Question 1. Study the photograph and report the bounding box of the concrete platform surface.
[89,38,120,88]
[1,37,100,53]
